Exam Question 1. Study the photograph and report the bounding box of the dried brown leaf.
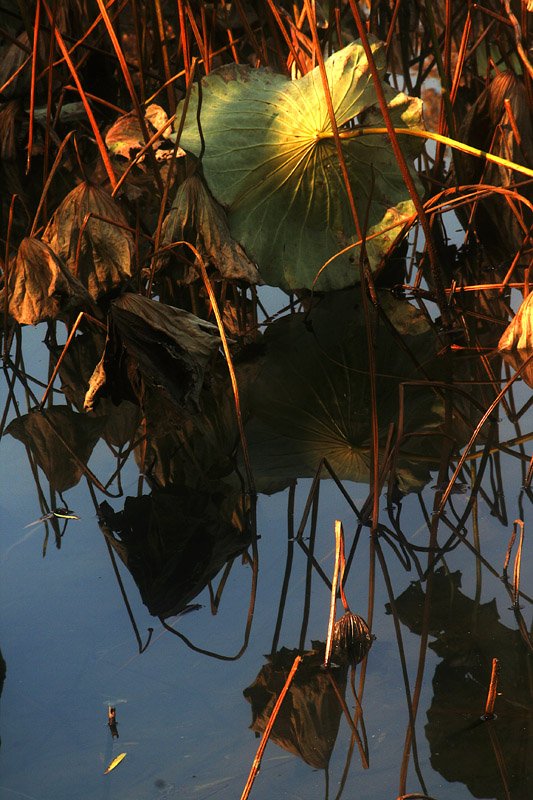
[49,331,142,448]
[105,104,181,161]
[6,237,94,326]
[0,32,34,101]
[43,182,134,300]
[84,294,221,434]
[157,174,262,285]
[0,100,24,161]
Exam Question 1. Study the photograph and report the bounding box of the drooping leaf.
[156,174,262,285]
[5,237,94,326]
[169,39,424,291]
[84,294,221,434]
[6,406,107,492]
[42,182,134,300]
[0,100,25,161]
[243,289,447,493]
[104,752,126,774]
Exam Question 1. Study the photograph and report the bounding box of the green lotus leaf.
[243,289,446,494]
[170,39,424,292]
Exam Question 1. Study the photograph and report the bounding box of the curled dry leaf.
[498,293,533,388]
[48,331,142,448]
[156,174,262,285]
[5,237,94,326]
[105,104,182,161]
[42,182,134,300]
[84,294,222,434]
[498,292,533,351]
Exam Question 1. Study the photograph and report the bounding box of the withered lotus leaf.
[157,174,262,284]
[105,104,180,161]
[0,100,24,161]
[48,331,142,448]
[244,644,348,770]
[42,181,134,300]
[498,293,533,388]
[6,406,108,492]
[6,237,93,326]
[84,294,221,433]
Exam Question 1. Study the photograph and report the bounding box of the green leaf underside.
[171,40,424,291]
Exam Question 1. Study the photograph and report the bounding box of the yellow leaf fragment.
[498,292,533,351]
[498,293,533,389]
[104,752,127,774]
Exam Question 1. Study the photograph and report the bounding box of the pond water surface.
[1,280,533,800]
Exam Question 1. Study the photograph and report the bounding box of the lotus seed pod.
[333,612,374,666]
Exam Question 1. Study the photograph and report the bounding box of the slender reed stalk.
[39,312,106,408]
[41,0,117,188]
[26,0,40,175]
[239,655,302,800]
[94,0,163,193]
[324,520,343,668]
